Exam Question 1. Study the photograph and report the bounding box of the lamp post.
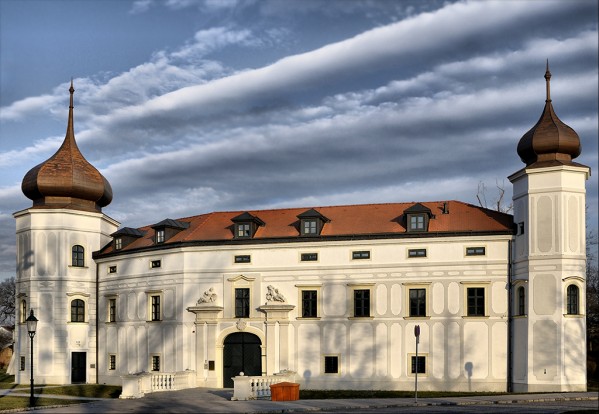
[26,309,38,407]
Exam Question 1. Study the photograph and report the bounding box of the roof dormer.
[297,208,330,236]
[111,227,145,251]
[404,203,433,232]
[231,212,265,239]
[151,219,190,244]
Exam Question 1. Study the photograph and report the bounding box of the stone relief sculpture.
[266,285,286,303]
[197,287,217,304]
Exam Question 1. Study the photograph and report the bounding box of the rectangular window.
[411,356,426,374]
[409,215,425,231]
[353,289,370,317]
[301,253,318,262]
[235,288,250,318]
[151,355,160,372]
[301,290,318,318]
[352,250,370,260]
[20,356,25,371]
[324,356,339,374]
[109,354,116,370]
[408,248,427,258]
[72,245,85,267]
[114,238,122,250]
[108,298,116,322]
[409,288,427,317]
[108,265,117,274]
[236,223,252,238]
[234,255,251,263]
[467,287,485,316]
[151,260,161,268]
[466,247,486,256]
[156,229,165,243]
[151,295,161,321]
[302,219,318,235]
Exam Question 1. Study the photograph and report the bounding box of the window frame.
[351,250,371,260]
[300,252,318,262]
[114,237,122,250]
[20,299,27,323]
[323,355,340,374]
[20,356,25,371]
[146,291,163,322]
[234,255,251,264]
[460,282,489,318]
[517,285,526,316]
[108,265,117,274]
[150,259,162,269]
[408,248,427,258]
[155,229,165,244]
[235,223,252,239]
[566,284,580,315]
[465,246,486,256]
[301,219,319,236]
[353,289,371,318]
[234,287,250,318]
[409,354,427,375]
[108,354,116,371]
[296,284,322,319]
[71,245,85,267]
[409,288,427,317]
[348,283,374,319]
[70,298,86,323]
[150,355,161,372]
[108,297,117,322]
[465,286,486,317]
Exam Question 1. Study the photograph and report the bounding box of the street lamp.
[26,309,38,407]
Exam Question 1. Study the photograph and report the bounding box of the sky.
[0,0,597,281]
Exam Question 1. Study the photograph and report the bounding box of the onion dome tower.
[509,64,589,393]
[516,62,582,167]
[21,81,112,212]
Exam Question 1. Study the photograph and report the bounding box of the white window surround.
[407,353,428,376]
[67,292,90,323]
[226,274,257,319]
[562,276,585,317]
[295,284,322,319]
[460,281,490,318]
[402,282,431,319]
[323,354,341,375]
[512,280,527,318]
[464,245,487,257]
[146,290,163,322]
[347,283,375,319]
[104,294,118,323]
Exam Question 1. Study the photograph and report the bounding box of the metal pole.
[415,334,418,403]
[30,334,34,407]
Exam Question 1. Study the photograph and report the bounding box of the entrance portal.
[223,332,262,388]
[71,352,86,384]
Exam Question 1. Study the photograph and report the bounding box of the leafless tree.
[0,277,15,325]
[476,180,513,213]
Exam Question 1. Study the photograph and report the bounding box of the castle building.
[11,69,589,392]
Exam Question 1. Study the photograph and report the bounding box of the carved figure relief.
[266,285,286,303]
[197,287,217,304]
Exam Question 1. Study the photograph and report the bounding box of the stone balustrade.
[231,371,296,401]
[120,370,195,398]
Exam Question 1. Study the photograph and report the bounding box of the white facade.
[11,72,589,393]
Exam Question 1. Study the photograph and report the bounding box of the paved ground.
[3,388,598,413]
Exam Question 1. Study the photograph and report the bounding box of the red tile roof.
[96,200,513,256]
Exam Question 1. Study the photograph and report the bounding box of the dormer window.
[297,209,329,237]
[151,219,190,245]
[111,227,145,251]
[231,212,265,239]
[404,203,433,233]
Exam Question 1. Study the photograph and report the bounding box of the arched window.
[20,300,27,323]
[72,245,85,267]
[71,299,85,322]
[517,286,525,316]
[566,285,579,315]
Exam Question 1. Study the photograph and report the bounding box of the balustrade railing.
[120,370,195,398]
[231,371,296,401]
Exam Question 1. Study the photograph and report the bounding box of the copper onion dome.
[517,62,581,167]
[22,81,112,212]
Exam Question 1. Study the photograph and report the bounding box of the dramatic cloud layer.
[0,0,597,279]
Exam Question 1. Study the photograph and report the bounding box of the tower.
[13,82,119,384]
[509,64,589,392]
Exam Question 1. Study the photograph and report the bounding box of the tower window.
[353,289,370,317]
[20,300,27,323]
[466,247,486,256]
[324,356,339,374]
[409,288,427,317]
[352,251,370,260]
[71,299,85,322]
[151,295,161,321]
[411,356,426,374]
[109,354,116,370]
[517,286,525,316]
[467,287,485,316]
[108,298,116,322]
[566,285,579,315]
[72,245,85,267]
[301,290,318,318]
[408,248,427,258]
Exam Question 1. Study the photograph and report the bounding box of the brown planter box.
[270,381,300,401]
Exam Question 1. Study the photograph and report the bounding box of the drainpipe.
[507,239,513,393]
[96,261,99,385]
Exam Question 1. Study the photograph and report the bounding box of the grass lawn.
[0,369,121,411]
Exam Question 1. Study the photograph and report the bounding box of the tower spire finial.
[544,60,551,102]
[69,78,75,109]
